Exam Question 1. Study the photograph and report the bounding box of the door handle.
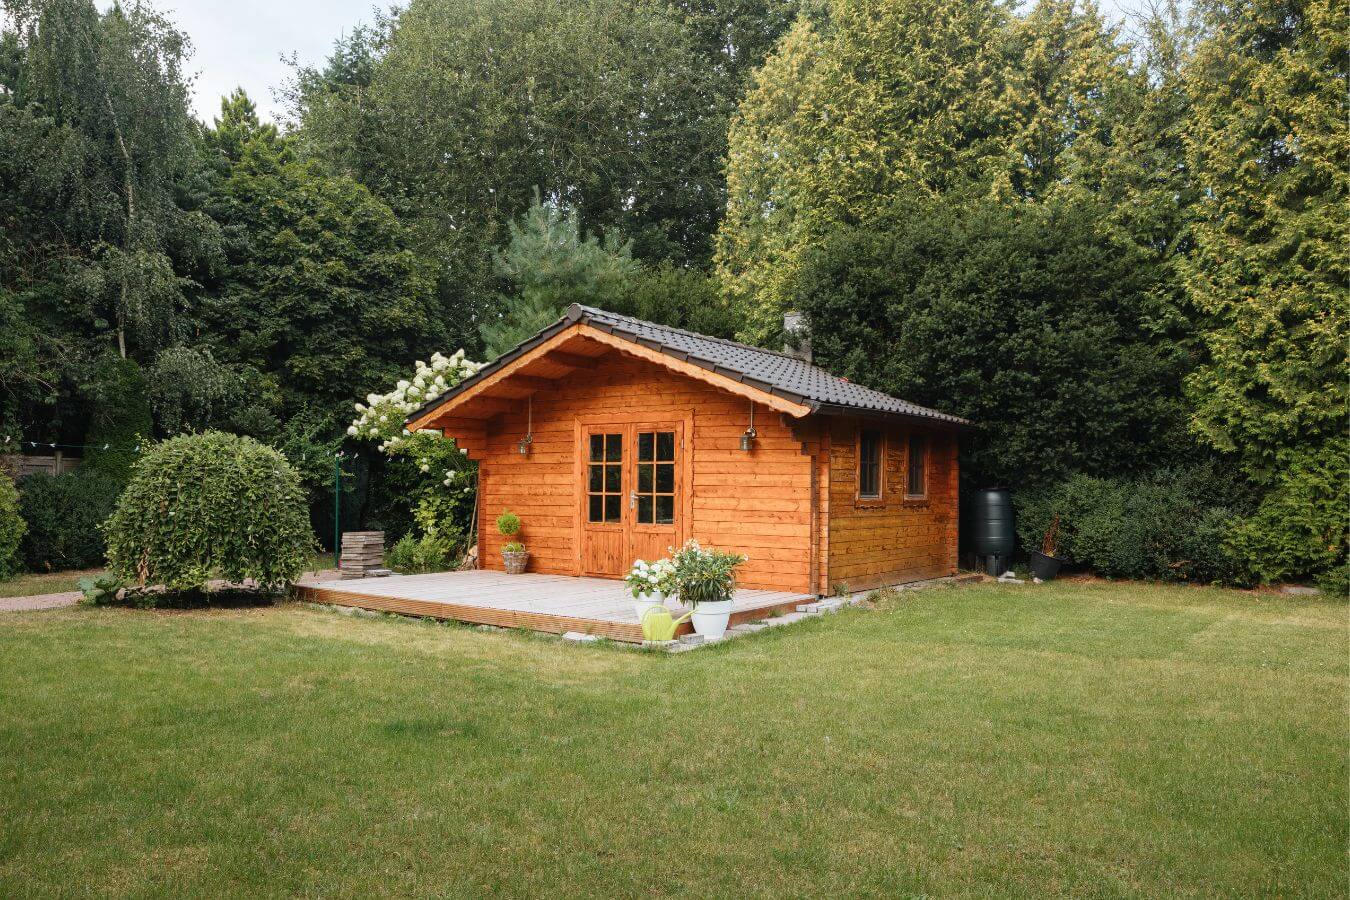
[630,490,638,509]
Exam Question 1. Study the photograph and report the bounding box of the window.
[858,429,882,500]
[907,434,927,498]
[635,431,677,525]
[587,433,623,523]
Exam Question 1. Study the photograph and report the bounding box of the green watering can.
[641,606,693,642]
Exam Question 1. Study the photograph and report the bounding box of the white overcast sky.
[97,0,382,125]
[97,0,1144,127]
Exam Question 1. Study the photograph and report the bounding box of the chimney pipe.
[782,311,812,364]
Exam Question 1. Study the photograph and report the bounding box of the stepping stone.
[678,633,705,646]
[562,632,600,642]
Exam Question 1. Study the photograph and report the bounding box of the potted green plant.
[625,557,677,621]
[671,539,746,639]
[1029,513,1065,581]
[496,510,527,574]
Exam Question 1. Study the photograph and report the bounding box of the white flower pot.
[632,590,668,622]
[690,598,733,640]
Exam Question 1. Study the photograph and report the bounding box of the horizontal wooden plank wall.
[825,418,959,593]
[472,353,817,593]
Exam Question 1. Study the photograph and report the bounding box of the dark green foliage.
[199,98,441,435]
[1015,465,1256,583]
[104,431,314,594]
[1226,440,1348,588]
[0,471,25,579]
[797,196,1188,488]
[82,356,152,489]
[605,264,744,340]
[18,469,119,571]
[385,532,457,575]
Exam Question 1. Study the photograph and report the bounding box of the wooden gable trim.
[572,324,812,418]
[409,322,813,431]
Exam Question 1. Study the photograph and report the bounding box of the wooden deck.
[294,571,814,643]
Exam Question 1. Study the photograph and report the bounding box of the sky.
[98,0,379,125]
[98,0,1144,127]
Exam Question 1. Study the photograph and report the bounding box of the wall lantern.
[517,396,534,456]
[739,402,757,452]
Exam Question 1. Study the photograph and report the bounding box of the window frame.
[856,426,885,506]
[905,433,928,500]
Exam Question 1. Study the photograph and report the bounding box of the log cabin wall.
[474,352,817,593]
[824,418,960,593]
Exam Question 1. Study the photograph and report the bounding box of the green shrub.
[386,532,458,575]
[496,511,521,537]
[83,356,153,490]
[0,472,25,580]
[1015,465,1253,583]
[1227,440,1348,588]
[18,470,120,571]
[104,431,315,595]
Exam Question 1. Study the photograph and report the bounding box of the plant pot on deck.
[690,598,734,640]
[632,590,671,622]
[1029,551,1064,581]
[501,550,529,575]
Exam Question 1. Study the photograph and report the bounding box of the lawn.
[0,580,1344,896]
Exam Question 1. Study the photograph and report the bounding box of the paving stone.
[678,633,705,646]
[730,622,770,634]
[1281,585,1321,596]
[641,640,679,649]
[562,631,600,642]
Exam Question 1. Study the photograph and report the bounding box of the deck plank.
[298,571,813,640]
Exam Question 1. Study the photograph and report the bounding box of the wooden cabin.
[407,305,970,596]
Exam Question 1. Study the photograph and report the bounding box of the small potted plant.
[625,557,677,621]
[497,510,528,574]
[1029,513,1065,581]
[672,539,746,640]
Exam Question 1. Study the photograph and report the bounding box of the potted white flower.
[625,558,677,621]
[671,539,746,640]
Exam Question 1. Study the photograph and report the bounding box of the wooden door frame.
[572,411,694,576]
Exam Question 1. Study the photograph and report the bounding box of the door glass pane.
[656,431,674,460]
[604,495,621,522]
[655,463,674,493]
[605,463,621,492]
[637,463,653,492]
[590,434,604,462]
[588,495,603,522]
[637,496,653,524]
[605,434,622,461]
[638,431,654,462]
[655,495,674,524]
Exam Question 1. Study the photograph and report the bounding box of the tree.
[794,195,1187,488]
[480,195,640,358]
[3,0,216,360]
[197,90,442,435]
[717,0,1014,340]
[1181,0,1346,480]
[1181,0,1347,583]
[716,0,1173,343]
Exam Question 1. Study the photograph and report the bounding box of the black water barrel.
[971,488,1015,558]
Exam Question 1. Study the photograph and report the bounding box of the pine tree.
[480,195,639,358]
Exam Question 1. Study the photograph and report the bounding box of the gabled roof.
[408,304,971,428]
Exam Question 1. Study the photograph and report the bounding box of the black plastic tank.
[972,488,1014,574]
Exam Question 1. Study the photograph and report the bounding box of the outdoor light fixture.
[518,396,534,456]
[740,402,757,451]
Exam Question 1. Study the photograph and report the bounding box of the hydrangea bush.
[349,350,486,544]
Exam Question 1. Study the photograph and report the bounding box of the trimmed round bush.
[0,472,25,580]
[105,431,314,593]
[18,470,120,572]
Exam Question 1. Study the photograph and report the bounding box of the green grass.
[0,567,104,599]
[0,580,1344,896]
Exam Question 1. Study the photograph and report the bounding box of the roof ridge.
[572,304,814,366]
